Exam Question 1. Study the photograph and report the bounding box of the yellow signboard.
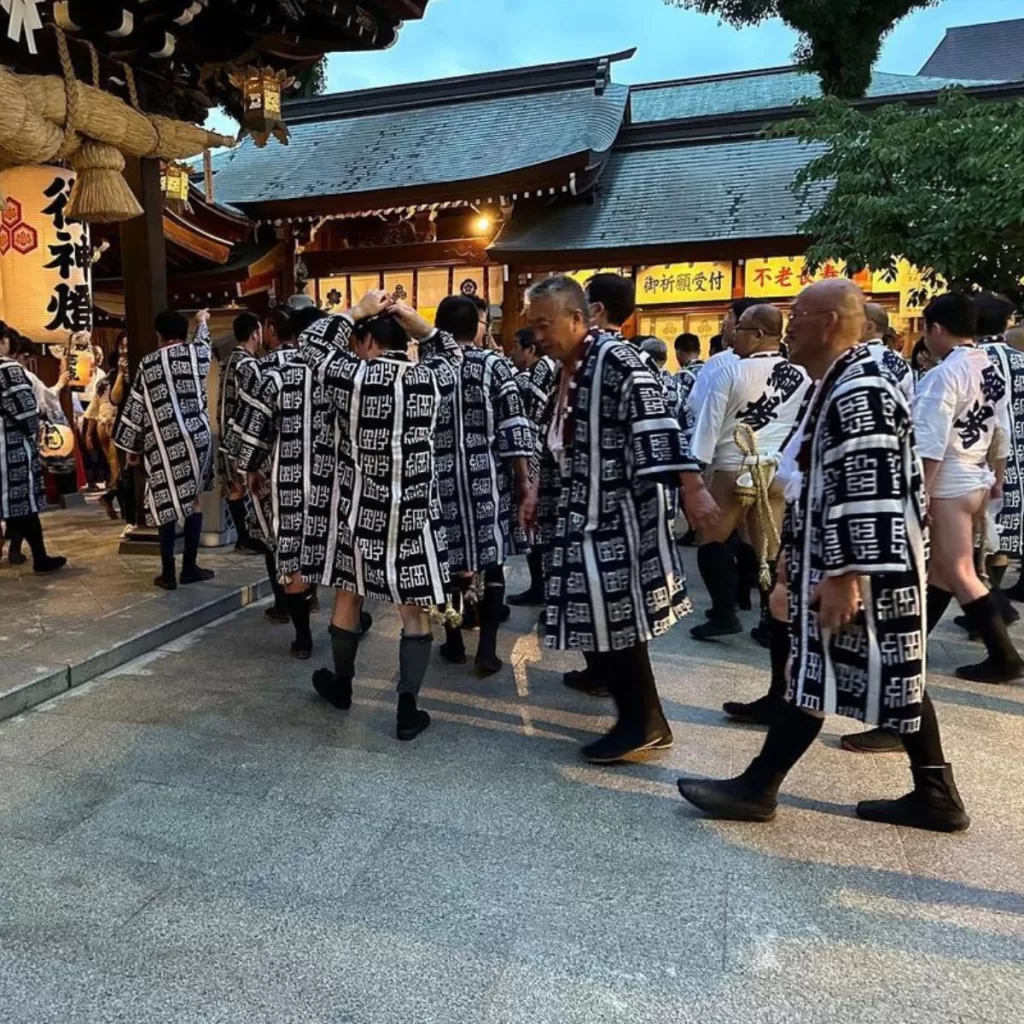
[637,263,732,305]
[744,257,874,298]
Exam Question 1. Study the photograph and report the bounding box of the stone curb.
[0,578,274,724]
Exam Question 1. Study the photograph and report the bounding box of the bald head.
[863,302,889,342]
[734,303,784,356]
[786,279,866,378]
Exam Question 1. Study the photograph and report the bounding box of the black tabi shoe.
[439,641,467,665]
[154,573,177,591]
[749,622,773,649]
[234,542,264,556]
[676,774,780,823]
[840,727,903,754]
[956,658,1024,684]
[691,617,743,642]
[311,668,352,710]
[507,587,545,607]
[722,695,781,726]
[564,669,610,698]
[8,548,26,566]
[1002,578,1024,604]
[180,566,215,585]
[265,604,291,624]
[291,641,312,661]
[856,764,970,833]
[33,555,68,575]
[500,603,512,623]
[396,694,431,742]
[475,653,503,678]
[583,725,673,764]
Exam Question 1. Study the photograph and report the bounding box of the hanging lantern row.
[228,66,294,148]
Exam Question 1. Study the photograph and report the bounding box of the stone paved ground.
[0,502,269,706]
[1,551,1023,1024]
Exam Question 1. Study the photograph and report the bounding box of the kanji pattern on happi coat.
[782,345,927,732]
[0,357,44,519]
[114,322,213,527]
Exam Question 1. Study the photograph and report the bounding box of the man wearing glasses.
[688,303,810,649]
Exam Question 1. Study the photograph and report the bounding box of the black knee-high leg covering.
[477,565,506,660]
[287,589,313,650]
[697,542,739,624]
[899,692,946,768]
[768,618,790,702]
[744,703,825,794]
[926,585,954,635]
[398,633,433,697]
[329,623,361,683]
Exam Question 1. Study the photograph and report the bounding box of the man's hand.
[991,481,1004,502]
[126,452,140,467]
[56,370,71,390]
[389,301,434,342]
[518,476,539,533]
[680,474,721,531]
[812,574,862,632]
[248,471,268,499]
[118,355,129,375]
[350,289,392,322]
[195,308,210,326]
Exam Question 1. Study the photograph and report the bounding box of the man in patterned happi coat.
[678,280,969,834]
[115,310,215,591]
[0,334,66,574]
[976,293,1024,602]
[507,326,557,608]
[524,274,720,764]
[227,306,312,647]
[300,296,456,741]
[217,311,265,554]
[419,295,533,677]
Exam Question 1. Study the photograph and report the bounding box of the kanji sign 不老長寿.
[744,257,872,298]
[637,263,733,305]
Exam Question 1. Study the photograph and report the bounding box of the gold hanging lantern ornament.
[229,67,294,147]
[160,160,191,214]
[38,420,76,459]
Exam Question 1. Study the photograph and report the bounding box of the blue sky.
[206,0,1018,132]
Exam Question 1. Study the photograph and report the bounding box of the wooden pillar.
[118,156,167,552]
[120,156,167,371]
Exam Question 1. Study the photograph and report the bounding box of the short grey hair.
[525,274,588,316]
[640,336,668,367]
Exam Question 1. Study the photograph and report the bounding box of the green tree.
[665,1,938,98]
[772,91,1024,302]
[295,56,328,98]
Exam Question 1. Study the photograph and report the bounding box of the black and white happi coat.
[0,357,44,519]
[216,346,257,492]
[114,323,214,527]
[317,342,452,606]
[539,329,695,653]
[228,346,298,548]
[515,355,557,426]
[865,340,915,404]
[980,336,1024,557]
[233,322,355,581]
[690,351,811,470]
[418,334,533,572]
[779,345,927,732]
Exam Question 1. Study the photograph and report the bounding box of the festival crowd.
[3,271,1024,836]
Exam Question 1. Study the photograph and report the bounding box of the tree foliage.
[295,56,328,98]
[665,1,938,98]
[770,91,1024,302]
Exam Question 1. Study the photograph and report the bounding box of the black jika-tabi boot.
[724,617,788,726]
[679,704,824,822]
[955,593,1024,683]
[582,678,672,764]
[691,542,742,640]
[312,624,360,709]
[396,633,433,741]
[475,572,506,677]
[856,764,970,833]
[287,589,314,660]
[749,588,773,649]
